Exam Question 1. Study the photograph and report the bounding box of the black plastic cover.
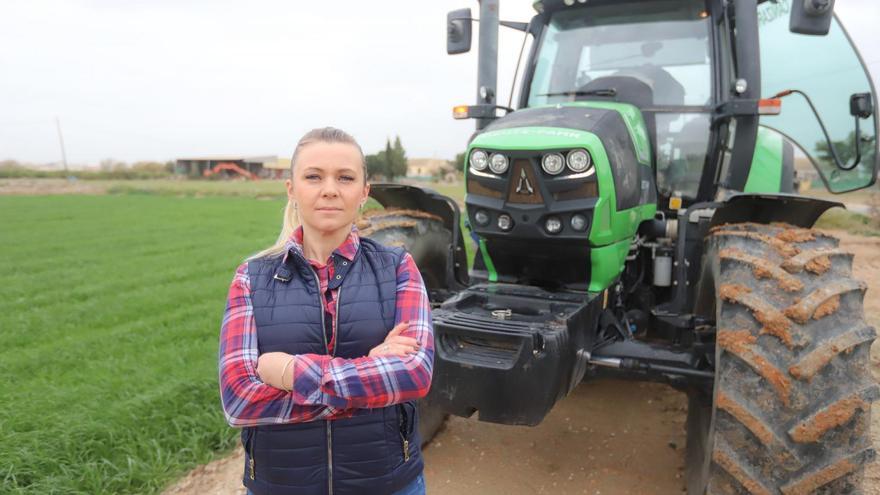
[429,284,601,425]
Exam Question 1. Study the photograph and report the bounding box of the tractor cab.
[451,0,877,207]
[525,0,714,200]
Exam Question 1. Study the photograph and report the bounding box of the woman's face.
[286,141,369,235]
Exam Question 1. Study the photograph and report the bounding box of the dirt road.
[164,230,880,495]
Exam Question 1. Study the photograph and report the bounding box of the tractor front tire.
[358,207,451,447]
[689,222,877,494]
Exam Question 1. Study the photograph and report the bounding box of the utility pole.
[55,116,69,174]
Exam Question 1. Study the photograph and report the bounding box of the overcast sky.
[1,0,877,166]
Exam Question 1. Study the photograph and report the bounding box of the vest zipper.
[399,404,411,463]
[306,264,336,495]
[248,428,257,480]
[327,285,341,495]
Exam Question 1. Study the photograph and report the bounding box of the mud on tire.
[690,222,877,494]
[357,207,451,447]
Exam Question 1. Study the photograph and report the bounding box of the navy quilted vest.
[241,237,424,495]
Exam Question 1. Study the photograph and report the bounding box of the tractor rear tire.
[357,207,451,447]
[688,222,877,494]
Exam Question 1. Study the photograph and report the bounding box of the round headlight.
[541,153,565,175]
[497,214,513,231]
[570,214,588,231]
[474,210,490,226]
[566,149,592,172]
[489,153,509,174]
[545,216,562,234]
[470,150,488,171]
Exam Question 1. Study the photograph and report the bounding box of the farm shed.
[175,156,281,180]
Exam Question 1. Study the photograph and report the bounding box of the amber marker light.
[758,98,782,115]
[453,105,470,119]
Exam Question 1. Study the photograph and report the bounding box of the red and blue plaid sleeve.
[217,262,351,427]
[291,252,435,409]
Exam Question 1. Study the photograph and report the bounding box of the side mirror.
[790,0,835,35]
[850,93,873,119]
[447,8,472,55]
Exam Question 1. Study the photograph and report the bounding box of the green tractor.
[361,0,879,492]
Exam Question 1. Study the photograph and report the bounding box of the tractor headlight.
[566,149,592,173]
[570,214,588,231]
[541,152,565,175]
[474,209,490,226]
[497,214,513,231]
[545,216,562,234]
[489,153,509,174]
[470,150,489,171]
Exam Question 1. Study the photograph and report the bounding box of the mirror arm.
[458,18,529,32]
[500,20,529,32]
[773,89,864,171]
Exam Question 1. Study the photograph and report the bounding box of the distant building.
[406,158,454,180]
[175,156,289,180]
[264,158,290,179]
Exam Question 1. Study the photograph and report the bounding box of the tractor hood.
[474,102,652,167]
[463,101,657,290]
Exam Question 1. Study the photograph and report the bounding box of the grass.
[0,185,472,494]
[103,179,289,198]
[0,195,283,494]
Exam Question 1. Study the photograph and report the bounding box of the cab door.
[757,0,877,192]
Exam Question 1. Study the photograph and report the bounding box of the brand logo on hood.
[516,168,534,195]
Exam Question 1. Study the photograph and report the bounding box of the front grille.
[552,181,599,201]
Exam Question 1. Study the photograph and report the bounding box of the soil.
[163,230,880,495]
[0,178,108,195]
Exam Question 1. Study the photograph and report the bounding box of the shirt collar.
[283,224,360,264]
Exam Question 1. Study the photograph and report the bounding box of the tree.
[365,151,387,180]
[448,151,467,173]
[384,139,396,180]
[815,131,875,169]
[389,136,408,180]
[365,135,410,182]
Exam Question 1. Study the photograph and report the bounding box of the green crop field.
[0,194,286,494]
[0,183,471,494]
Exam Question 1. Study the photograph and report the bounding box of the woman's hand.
[256,352,295,391]
[369,321,419,358]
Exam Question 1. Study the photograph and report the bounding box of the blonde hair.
[246,127,367,261]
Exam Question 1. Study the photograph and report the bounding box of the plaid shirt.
[218,224,434,427]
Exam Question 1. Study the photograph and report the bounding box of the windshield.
[527,0,712,108]
[527,0,714,199]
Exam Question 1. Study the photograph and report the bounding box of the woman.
[218,127,433,495]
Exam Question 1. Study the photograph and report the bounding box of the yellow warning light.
[669,197,683,210]
[453,105,470,120]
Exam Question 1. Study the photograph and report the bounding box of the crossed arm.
[217,253,434,428]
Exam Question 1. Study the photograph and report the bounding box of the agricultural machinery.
[362,0,879,492]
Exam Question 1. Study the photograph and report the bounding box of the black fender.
[368,183,468,289]
[708,193,843,229]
